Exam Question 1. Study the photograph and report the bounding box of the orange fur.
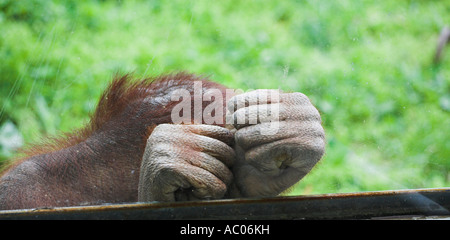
[0,72,229,209]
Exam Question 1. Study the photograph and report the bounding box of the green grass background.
[0,0,449,195]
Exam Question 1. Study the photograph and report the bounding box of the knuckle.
[291,92,309,101]
[149,142,170,153]
[285,92,311,106]
[153,123,173,132]
[147,130,173,145]
[291,105,322,122]
[150,124,179,138]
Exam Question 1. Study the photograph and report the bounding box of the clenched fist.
[227,90,325,197]
[138,124,235,202]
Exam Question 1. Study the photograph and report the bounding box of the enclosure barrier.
[0,188,449,220]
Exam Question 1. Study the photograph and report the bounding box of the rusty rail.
[1,188,449,220]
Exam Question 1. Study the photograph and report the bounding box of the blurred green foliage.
[0,0,449,195]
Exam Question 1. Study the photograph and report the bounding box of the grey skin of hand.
[138,124,235,202]
[138,90,325,202]
[226,90,325,197]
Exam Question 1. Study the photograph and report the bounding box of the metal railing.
[1,188,449,220]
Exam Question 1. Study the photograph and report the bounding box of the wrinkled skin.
[138,90,325,201]
[138,124,235,201]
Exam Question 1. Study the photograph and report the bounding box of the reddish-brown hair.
[1,72,228,177]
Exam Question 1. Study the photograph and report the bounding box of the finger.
[181,165,228,200]
[193,135,235,167]
[149,125,236,158]
[235,121,325,150]
[150,124,234,145]
[279,96,321,122]
[227,89,283,113]
[180,125,236,167]
[281,92,312,106]
[230,104,322,129]
[231,103,281,129]
[183,124,235,146]
[183,150,234,186]
[143,162,228,202]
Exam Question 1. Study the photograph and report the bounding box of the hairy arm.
[0,73,229,210]
[0,132,143,210]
